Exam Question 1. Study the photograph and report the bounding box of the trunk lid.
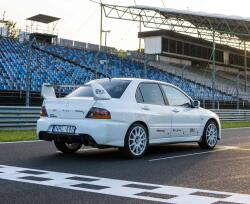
[44,97,95,119]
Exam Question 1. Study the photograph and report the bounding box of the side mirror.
[192,100,200,108]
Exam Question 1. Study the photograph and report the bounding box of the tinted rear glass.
[135,88,143,103]
[67,79,131,99]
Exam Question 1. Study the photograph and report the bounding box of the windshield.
[67,79,131,99]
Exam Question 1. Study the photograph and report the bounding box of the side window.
[139,83,165,105]
[135,88,143,103]
[161,85,191,107]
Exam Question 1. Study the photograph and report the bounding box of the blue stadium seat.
[0,37,235,102]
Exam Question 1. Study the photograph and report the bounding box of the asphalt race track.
[0,128,250,204]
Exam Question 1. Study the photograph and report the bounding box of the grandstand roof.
[101,3,250,48]
[135,5,250,22]
[26,14,60,24]
[134,5,250,39]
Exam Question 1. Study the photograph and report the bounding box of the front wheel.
[54,141,82,154]
[198,121,218,149]
[123,123,148,159]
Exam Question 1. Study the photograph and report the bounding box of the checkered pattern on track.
[0,165,249,204]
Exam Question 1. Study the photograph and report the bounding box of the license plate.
[52,125,76,134]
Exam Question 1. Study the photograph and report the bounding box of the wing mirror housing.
[192,100,200,108]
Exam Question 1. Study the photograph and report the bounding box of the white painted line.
[0,140,41,144]
[148,147,232,162]
[0,164,249,204]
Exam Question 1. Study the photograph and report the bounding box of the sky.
[1,0,250,50]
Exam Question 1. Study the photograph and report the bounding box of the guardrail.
[0,106,40,130]
[0,107,249,130]
[211,109,250,121]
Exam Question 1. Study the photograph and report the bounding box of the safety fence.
[0,106,40,130]
[211,109,250,121]
[0,107,249,130]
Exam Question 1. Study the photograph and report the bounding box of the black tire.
[122,123,149,159]
[54,141,82,154]
[198,120,218,149]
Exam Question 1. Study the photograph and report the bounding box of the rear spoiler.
[90,83,111,100]
[41,83,56,99]
[41,83,111,100]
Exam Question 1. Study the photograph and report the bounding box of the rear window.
[67,79,131,99]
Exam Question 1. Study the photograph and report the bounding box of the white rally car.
[37,78,221,158]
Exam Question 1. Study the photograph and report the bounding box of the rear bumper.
[38,131,97,145]
[36,117,129,147]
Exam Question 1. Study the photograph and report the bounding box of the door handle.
[172,108,180,113]
[142,106,150,111]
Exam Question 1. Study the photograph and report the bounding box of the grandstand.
[0,38,94,104]
[0,36,239,108]
[0,4,250,109]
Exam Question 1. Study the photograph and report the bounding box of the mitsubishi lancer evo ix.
[37,78,221,158]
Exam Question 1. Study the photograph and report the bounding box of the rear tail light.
[40,106,48,117]
[86,107,111,119]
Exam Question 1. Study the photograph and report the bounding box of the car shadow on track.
[50,143,205,161]
[11,142,217,176]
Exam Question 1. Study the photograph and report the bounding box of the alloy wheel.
[128,126,147,156]
[206,123,218,147]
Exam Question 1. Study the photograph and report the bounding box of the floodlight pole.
[139,15,142,52]
[244,41,247,92]
[26,37,36,107]
[105,31,108,47]
[212,30,216,109]
[99,3,103,50]
[236,72,241,109]
[102,30,111,50]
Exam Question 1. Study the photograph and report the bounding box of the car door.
[160,84,203,137]
[136,83,172,141]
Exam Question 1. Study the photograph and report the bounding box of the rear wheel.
[198,121,218,149]
[54,141,82,153]
[123,123,148,158]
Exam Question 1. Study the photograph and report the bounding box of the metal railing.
[211,109,250,121]
[0,106,40,130]
[0,107,249,130]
